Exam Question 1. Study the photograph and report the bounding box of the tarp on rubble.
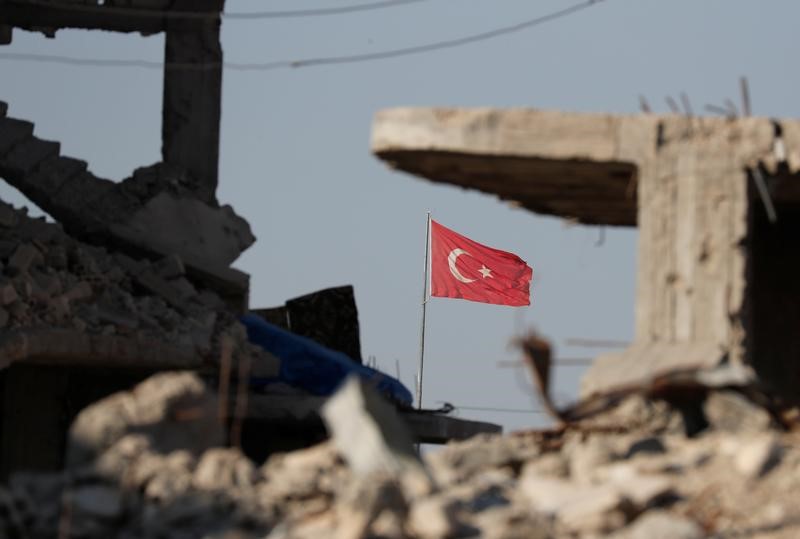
[241,314,413,407]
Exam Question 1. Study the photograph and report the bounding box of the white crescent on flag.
[447,248,476,283]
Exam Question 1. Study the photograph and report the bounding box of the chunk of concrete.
[70,485,123,520]
[0,203,18,228]
[734,435,782,479]
[521,474,628,532]
[321,376,427,481]
[617,511,704,539]
[155,253,185,279]
[115,193,255,267]
[1,138,59,182]
[0,118,33,155]
[7,243,42,275]
[67,371,222,468]
[0,281,18,305]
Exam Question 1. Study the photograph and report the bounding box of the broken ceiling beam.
[0,108,254,304]
[0,0,223,37]
[371,108,800,227]
[373,107,800,399]
[371,108,658,226]
[1,0,226,199]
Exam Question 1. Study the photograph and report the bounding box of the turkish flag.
[430,220,533,307]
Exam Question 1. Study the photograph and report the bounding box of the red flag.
[430,220,533,307]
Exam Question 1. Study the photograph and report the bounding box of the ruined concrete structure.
[0,2,499,479]
[372,108,800,398]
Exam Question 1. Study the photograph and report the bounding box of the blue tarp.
[241,314,413,407]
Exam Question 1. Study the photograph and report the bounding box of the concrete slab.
[371,108,658,226]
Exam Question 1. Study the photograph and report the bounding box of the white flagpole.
[416,211,432,410]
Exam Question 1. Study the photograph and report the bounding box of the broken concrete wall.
[0,104,254,274]
[634,119,754,363]
[370,107,800,395]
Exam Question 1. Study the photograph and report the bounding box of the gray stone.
[63,281,93,302]
[8,301,28,322]
[0,117,33,155]
[193,448,257,494]
[705,391,772,432]
[604,464,675,509]
[70,485,123,520]
[143,452,195,504]
[734,434,782,479]
[45,245,68,270]
[408,496,458,539]
[0,203,18,228]
[523,452,569,478]
[1,137,60,182]
[170,276,198,299]
[156,253,185,279]
[321,376,423,478]
[0,281,18,305]
[567,436,616,482]
[521,473,628,533]
[32,271,62,297]
[7,243,42,275]
[617,511,703,539]
[134,271,188,313]
[114,193,255,268]
[67,372,223,468]
[334,475,408,539]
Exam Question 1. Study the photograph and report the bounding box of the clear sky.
[1,0,799,434]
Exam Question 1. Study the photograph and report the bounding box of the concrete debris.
[0,200,279,379]
[321,376,432,497]
[0,110,256,266]
[67,372,224,468]
[3,372,800,537]
[613,510,704,539]
[732,434,783,480]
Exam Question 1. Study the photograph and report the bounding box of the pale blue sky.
[1,0,798,432]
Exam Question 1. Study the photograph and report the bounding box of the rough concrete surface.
[1,373,799,538]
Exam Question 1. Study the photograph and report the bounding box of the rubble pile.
[2,371,800,538]
[0,198,250,358]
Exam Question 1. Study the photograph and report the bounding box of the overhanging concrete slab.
[371,108,659,226]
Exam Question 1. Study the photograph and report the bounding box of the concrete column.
[162,1,225,204]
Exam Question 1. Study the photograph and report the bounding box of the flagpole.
[416,211,431,409]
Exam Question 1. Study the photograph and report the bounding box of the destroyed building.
[371,107,800,400]
[0,0,498,481]
[2,1,800,537]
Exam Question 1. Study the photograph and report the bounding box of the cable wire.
[0,0,606,71]
[6,0,430,20]
[226,0,430,19]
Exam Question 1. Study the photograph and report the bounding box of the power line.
[0,0,607,71]
[7,0,430,20]
[226,0,430,19]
